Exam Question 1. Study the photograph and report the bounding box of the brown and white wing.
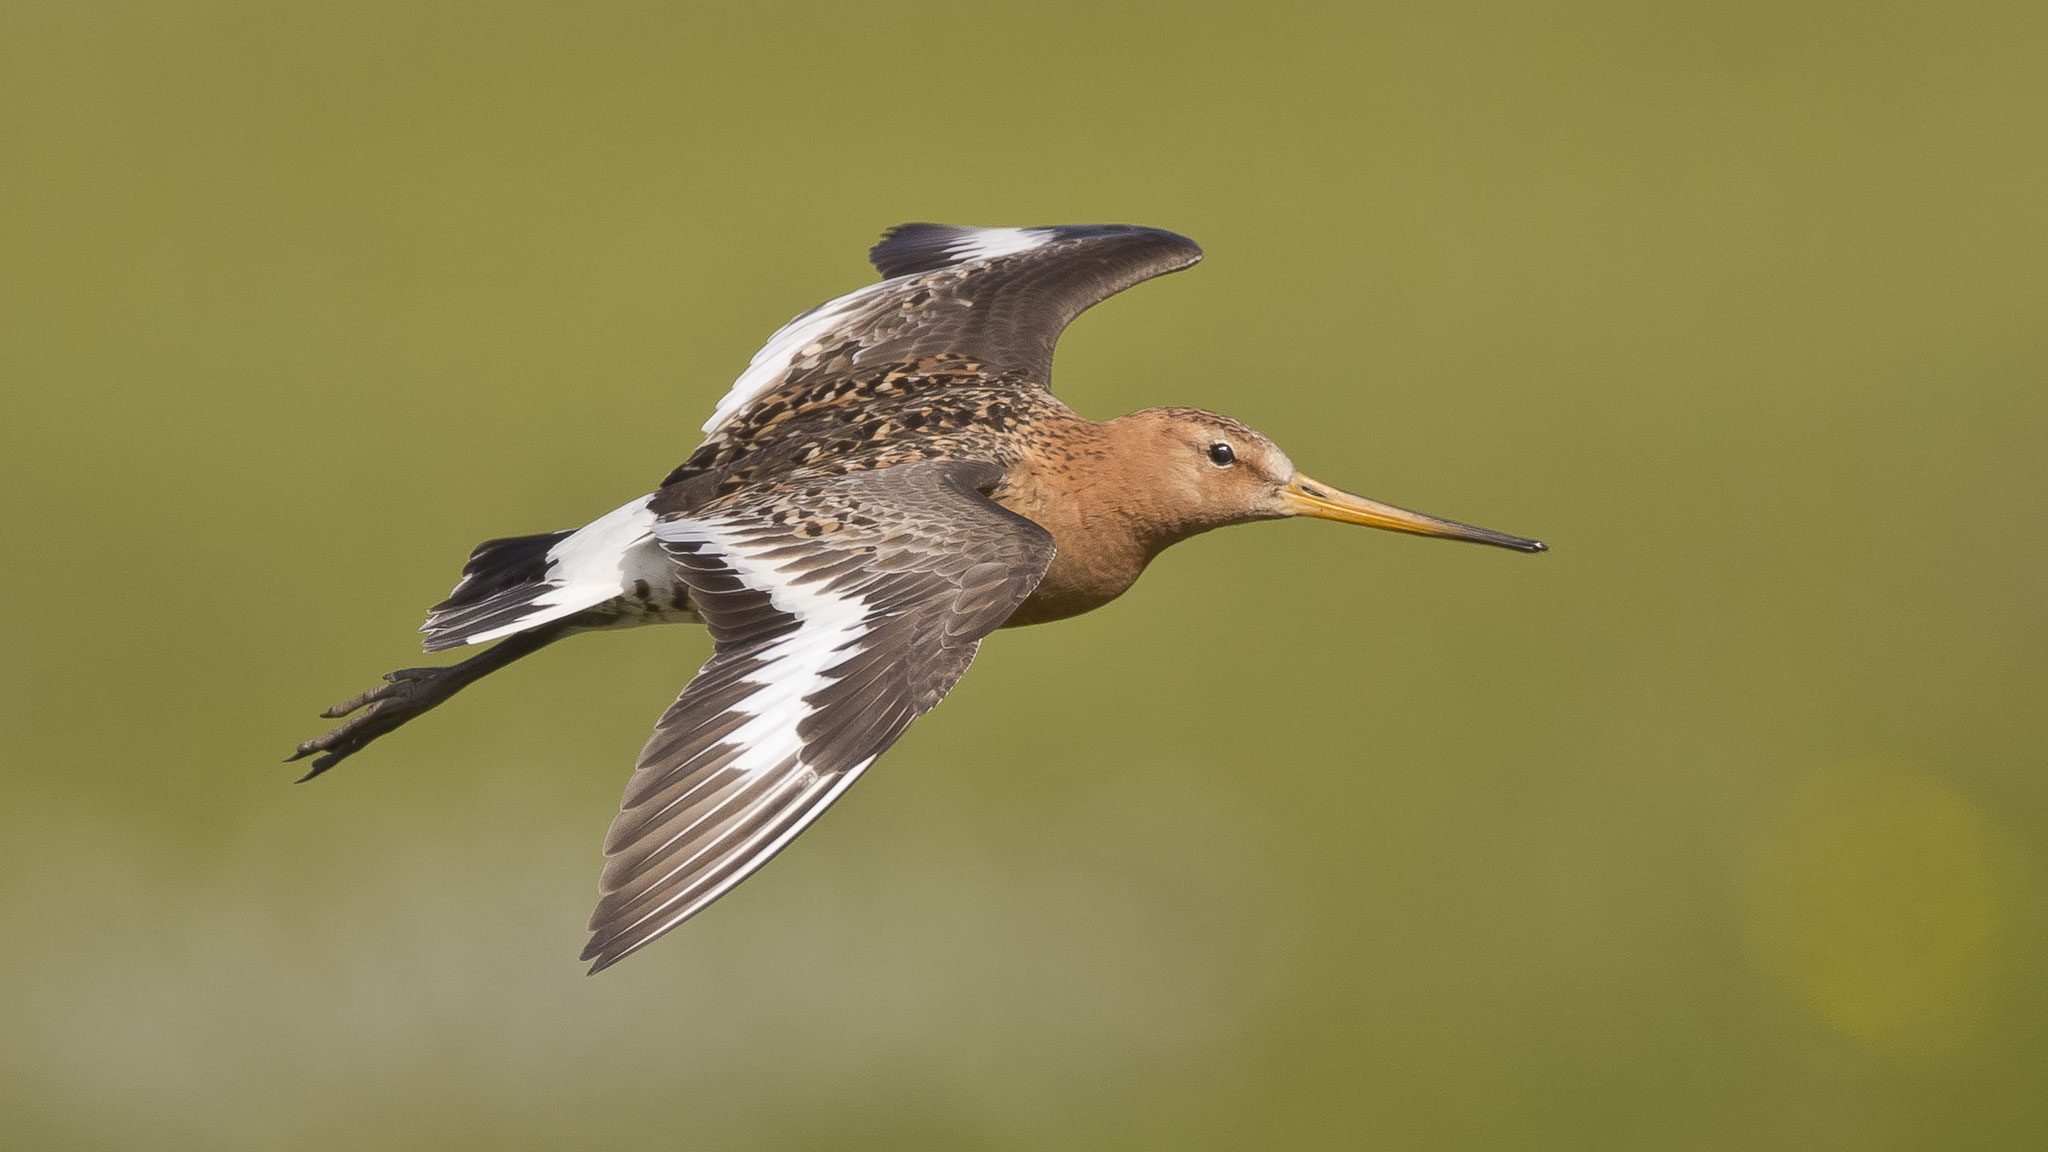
[701,223,1203,435]
[581,461,1056,971]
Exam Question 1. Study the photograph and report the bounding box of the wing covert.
[580,460,1055,971]
[701,223,1202,436]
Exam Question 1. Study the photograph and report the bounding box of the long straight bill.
[1281,474,1546,553]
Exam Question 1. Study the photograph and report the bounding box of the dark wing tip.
[868,223,1202,279]
[582,921,649,973]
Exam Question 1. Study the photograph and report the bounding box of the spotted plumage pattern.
[289,222,1545,972]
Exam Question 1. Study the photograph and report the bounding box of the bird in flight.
[290,223,1545,972]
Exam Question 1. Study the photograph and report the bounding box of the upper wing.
[581,461,1056,971]
[700,223,1203,436]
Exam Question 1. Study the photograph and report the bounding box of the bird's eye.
[1206,442,1236,467]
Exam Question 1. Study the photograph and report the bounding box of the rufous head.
[1109,407,1546,552]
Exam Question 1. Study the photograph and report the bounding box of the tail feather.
[434,531,574,613]
[417,495,670,652]
[421,531,573,652]
[421,587,564,652]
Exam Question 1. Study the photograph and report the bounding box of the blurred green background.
[4,1,2044,1148]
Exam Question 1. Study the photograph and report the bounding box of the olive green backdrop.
[3,2,2043,1149]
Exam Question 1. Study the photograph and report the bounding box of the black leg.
[286,623,569,781]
